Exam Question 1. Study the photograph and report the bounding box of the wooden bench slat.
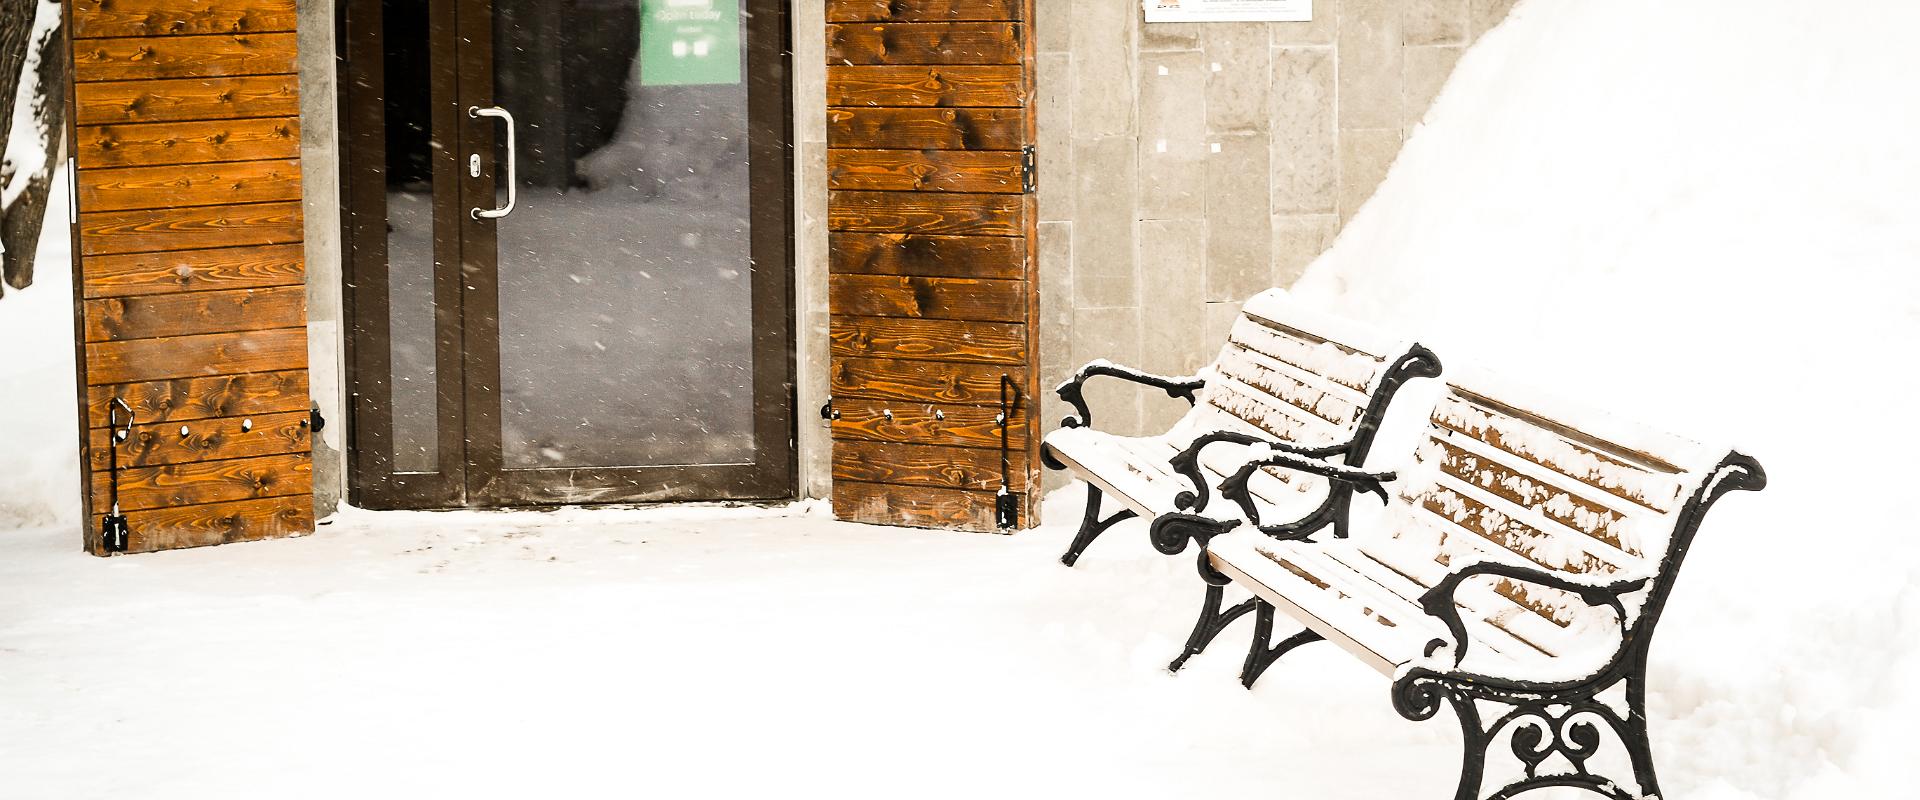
[1434,393,1685,514]
[1224,315,1379,405]
[1213,340,1364,427]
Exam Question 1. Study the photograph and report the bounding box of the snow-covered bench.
[1041,290,1440,668]
[1158,368,1766,800]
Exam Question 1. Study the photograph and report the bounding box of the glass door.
[345,0,793,509]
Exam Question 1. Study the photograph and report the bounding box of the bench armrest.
[1217,451,1394,527]
[1417,561,1649,669]
[1168,432,1350,513]
[1055,359,1206,430]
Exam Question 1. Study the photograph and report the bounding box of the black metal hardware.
[1169,583,1256,673]
[996,375,1020,530]
[1059,486,1137,566]
[99,398,134,554]
[1388,452,1767,800]
[308,406,326,433]
[1053,361,1204,431]
[819,397,838,421]
[1240,600,1323,688]
[1020,145,1037,194]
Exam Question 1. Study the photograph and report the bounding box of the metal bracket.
[819,397,838,421]
[1020,145,1038,194]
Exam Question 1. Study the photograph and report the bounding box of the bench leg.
[1240,600,1324,689]
[1393,668,1660,800]
[1059,485,1137,567]
[1167,583,1258,673]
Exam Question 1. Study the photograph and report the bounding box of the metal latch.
[1020,145,1038,195]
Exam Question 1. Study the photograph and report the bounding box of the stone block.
[1336,0,1403,131]
[1269,0,1337,45]
[1137,50,1207,220]
[1272,213,1337,286]
[1403,0,1467,46]
[1038,52,1076,222]
[1402,44,1463,136]
[1071,0,1137,138]
[1269,46,1336,214]
[1071,306,1145,435]
[1072,136,1139,308]
[1201,24,1270,136]
[1205,134,1272,303]
[1338,127,1402,224]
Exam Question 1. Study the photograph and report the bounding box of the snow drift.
[1291,0,1920,794]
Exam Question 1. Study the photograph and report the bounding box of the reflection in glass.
[491,0,754,469]
[384,0,439,473]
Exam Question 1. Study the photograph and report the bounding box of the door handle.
[467,105,517,219]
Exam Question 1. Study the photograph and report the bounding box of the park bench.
[1041,289,1439,669]
[1153,367,1766,800]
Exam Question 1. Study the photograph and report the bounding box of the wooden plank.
[73,0,300,39]
[828,148,1023,193]
[827,22,1021,66]
[86,327,307,385]
[826,65,1024,108]
[87,370,309,428]
[90,452,311,513]
[81,242,304,298]
[829,275,1026,322]
[76,118,301,170]
[827,107,1025,151]
[89,410,310,470]
[830,356,1012,405]
[831,315,1026,364]
[828,190,1021,235]
[830,398,1029,450]
[75,74,299,125]
[73,33,297,82]
[826,0,1021,22]
[78,158,302,212]
[828,232,1023,278]
[833,440,1029,492]
[84,285,305,342]
[79,201,303,256]
[123,495,313,553]
[832,480,1011,533]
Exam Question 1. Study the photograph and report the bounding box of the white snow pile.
[0,159,76,530]
[1292,0,1920,795]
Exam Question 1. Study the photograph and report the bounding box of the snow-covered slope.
[1293,1,1920,795]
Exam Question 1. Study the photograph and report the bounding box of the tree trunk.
[1,0,63,293]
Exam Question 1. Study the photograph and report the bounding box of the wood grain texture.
[81,242,304,298]
[80,201,302,256]
[828,190,1021,235]
[831,315,1026,364]
[85,285,305,342]
[89,410,310,470]
[73,0,300,39]
[827,23,1020,66]
[833,440,1029,492]
[122,495,313,553]
[827,65,1024,108]
[826,0,1021,22]
[86,327,307,385]
[828,232,1023,279]
[76,118,300,169]
[87,370,309,428]
[832,480,1012,533]
[72,33,297,82]
[830,356,1013,405]
[91,452,311,513]
[830,398,1029,450]
[830,274,1026,322]
[75,74,299,125]
[78,158,301,212]
[827,107,1024,151]
[828,149,1022,193]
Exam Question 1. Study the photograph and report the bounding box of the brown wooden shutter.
[824,0,1041,532]
[65,0,313,555]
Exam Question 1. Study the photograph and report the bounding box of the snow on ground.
[5,0,1919,797]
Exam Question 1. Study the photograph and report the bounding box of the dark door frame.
[339,0,796,510]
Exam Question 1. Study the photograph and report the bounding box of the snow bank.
[1292,0,1920,795]
[0,160,76,530]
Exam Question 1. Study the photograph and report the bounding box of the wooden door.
[64,0,313,555]
[824,0,1041,532]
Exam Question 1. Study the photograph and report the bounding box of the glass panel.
[384,0,440,473]
[491,0,754,469]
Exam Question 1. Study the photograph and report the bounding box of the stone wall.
[1032,0,1515,486]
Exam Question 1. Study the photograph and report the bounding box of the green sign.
[639,0,741,87]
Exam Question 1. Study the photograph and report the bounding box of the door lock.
[468,153,481,178]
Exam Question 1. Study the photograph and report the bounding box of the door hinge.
[1020,146,1038,195]
[65,157,78,224]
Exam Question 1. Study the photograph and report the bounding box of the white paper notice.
[1143,0,1312,23]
